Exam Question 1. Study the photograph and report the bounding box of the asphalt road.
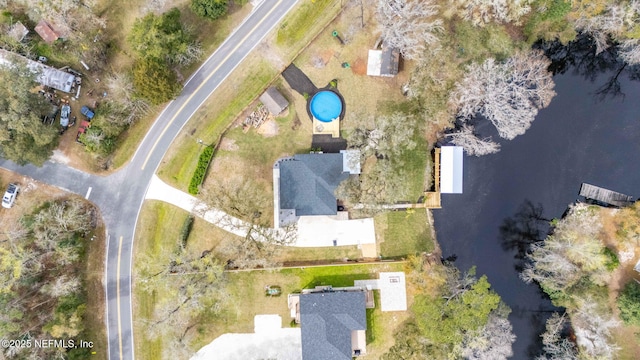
[0,1,299,359]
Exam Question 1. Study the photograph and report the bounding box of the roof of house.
[0,49,75,93]
[260,86,289,115]
[34,20,59,43]
[300,291,366,360]
[277,153,349,216]
[366,44,399,77]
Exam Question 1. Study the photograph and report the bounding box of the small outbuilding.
[35,20,59,43]
[8,21,28,42]
[260,86,289,116]
[440,146,463,194]
[367,43,400,77]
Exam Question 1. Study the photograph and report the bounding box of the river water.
[432,41,640,358]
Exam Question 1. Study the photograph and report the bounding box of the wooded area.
[0,197,97,359]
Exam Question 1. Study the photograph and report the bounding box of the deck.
[579,183,634,207]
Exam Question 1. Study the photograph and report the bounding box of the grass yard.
[132,201,190,360]
[156,0,351,190]
[208,262,407,357]
[293,4,411,131]
[133,200,381,356]
[376,209,435,258]
[275,0,343,54]
[157,58,279,190]
[400,133,431,200]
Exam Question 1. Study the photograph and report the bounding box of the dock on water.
[579,183,634,207]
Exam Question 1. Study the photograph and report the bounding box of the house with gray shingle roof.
[273,151,360,227]
[299,291,367,360]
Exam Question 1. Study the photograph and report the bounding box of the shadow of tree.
[499,200,551,271]
[535,33,640,100]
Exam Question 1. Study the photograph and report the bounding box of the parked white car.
[2,183,19,208]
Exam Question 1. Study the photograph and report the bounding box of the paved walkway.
[146,175,377,249]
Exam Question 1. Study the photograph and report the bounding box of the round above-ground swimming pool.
[309,90,343,122]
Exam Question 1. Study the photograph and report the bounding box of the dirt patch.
[351,57,366,75]
[50,149,71,165]
[257,119,279,137]
[291,115,301,130]
[320,49,335,66]
[219,138,239,151]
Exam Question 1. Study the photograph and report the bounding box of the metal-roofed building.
[8,21,28,42]
[0,49,76,93]
[440,146,463,194]
[34,20,59,43]
[367,43,400,77]
[260,86,289,115]
[300,291,367,360]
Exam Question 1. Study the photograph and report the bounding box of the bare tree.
[460,313,516,360]
[445,124,501,156]
[521,203,609,292]
[572,300,619,358]
[198,176,270,224]
[349,112,418,159]
[618,38,640,65]
[219,224,296,269]
[39,276,80,298]
[451,50,555,140]
[536,313,578,360]
[376,0,443,60]
[451,0,532,27]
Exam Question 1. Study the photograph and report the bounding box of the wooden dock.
[579,183,634,207]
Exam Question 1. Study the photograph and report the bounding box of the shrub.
[602,247,620,271]
[179,215,194,249]
[618,281,640,327]
[188,146,215,194]
[191,0,228,20]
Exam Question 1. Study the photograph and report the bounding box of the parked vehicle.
[76,120,91,143]
[81,106,94,120]
[60,104,71,127]
[2,183,19,208]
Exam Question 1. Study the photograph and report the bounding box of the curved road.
[0,1,298,359]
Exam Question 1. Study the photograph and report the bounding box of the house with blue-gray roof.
[299,290,367,360]
[273,150,360,228]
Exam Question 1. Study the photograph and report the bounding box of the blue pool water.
[310,91,342,123]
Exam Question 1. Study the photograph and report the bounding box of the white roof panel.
[440,146,463,194]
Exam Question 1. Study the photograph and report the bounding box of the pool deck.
[312,117,340,138]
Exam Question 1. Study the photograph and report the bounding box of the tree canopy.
[0,64,58,165]
[132,58,181,105]
[0,198,95,359]
[385,261,515,359]
[129,8,193,63]
[191,0,228,20]
[617,281,640,327]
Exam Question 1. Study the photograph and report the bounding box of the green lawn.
[132,201,190,360]
[157,59,279,190]
[276,0,342,49]
[208,262,406,353]
[377,209,434,258]
[400,133,430,201]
